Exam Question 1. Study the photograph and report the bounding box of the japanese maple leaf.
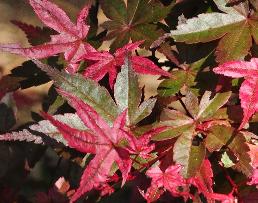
[140,164,188,203]
[171,0,258,64]
[188,159,234,202]
[213,58,258,129]
[42,88,159,202]
[11,20,55,46]
[42,90,131,202]
[100,0,174,51]
[0,0,96,73]
[83,41,171,88]
[141,161,234,203]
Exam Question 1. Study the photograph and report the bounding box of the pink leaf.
[132,56,171,77]
[0,0,96,74]
[56,89,112,143]
[76,5,90,38]
[213,58,258,78]
[142,164,187,202]
[83,41,170,88]
[239,78,258,129]
[114,41,144,58]
[70,149,117,203]
[29,0,78,37]
[0,43,74,59]
[41,112,98,154]
[42,88,139,202]
[213,58,258,129]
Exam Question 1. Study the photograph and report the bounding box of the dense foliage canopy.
[1,0,258,202]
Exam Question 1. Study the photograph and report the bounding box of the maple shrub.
[2,0,258,202]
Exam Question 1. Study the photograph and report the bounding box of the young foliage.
[83,41,171,88]
[41,87,161,202]
[1,0,258,202]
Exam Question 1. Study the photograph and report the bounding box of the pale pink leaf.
[0,43,74,59]
[0,129,43,144]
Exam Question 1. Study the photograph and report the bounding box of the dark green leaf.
[101,0,174,50]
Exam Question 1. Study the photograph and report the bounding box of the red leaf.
[83,41,171,88]
[70,149,118,202]
[43,89,138,202]
[29,0,79,37]
[141,164,187,203]
[239,78,258,129]
[0,0,96,73]
[213,58,258,129]
[41,112,98,154]
[213,59,258,78]
[188,160,234,202]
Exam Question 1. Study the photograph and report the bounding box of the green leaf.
[185,90,199,119]
[250,16,258,44]
[169,0,258,63]
[171,13,245,43]
[158,54,209,97]
[228,132,253,177]
[215,23,252,63]
[173,129,206,178]
[198,91,231,120]
[132,98,156,125]
[160,108,194,127]
[101,0,174,50]
[114,58,141,119]
[221,152,235,168]
[158,70,189,97]
[101,0,126,23]
[152,124,193,141]
[33,60,119,125]
[114,57,156,125]
[205,125,233,152]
